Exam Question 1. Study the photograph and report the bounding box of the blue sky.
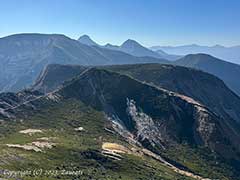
[0,0,240,46]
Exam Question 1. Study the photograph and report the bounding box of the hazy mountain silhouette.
[0,33,167,92]
[151,44,240,64]
[174,53,240,96]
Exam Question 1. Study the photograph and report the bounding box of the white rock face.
[31,141,56,149]
[6,141,56,152]
[46,93,61,102]
[0,108,10,118]
[74,127,84,131]
[19,129,43,135]
[108,115,138,145]
[126,98,165,149]
[6,144,42,152]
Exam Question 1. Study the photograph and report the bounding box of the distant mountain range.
[78,35,181,60]
[0,33,167,92]
[78,34,99,46]
[151,44,240,64]
[2,32,240,179]
[174,53,240,96]
[1,33,240,100]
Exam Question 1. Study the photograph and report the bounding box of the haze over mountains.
[77,35,240,97]
[174,54,240,96]
[1,0,240,177]
[1,33,240,100]
[151,44,240,64]
[0,33,167,92]
[78,35,181,60]
[1,32,240,179]
[78,34,98,46]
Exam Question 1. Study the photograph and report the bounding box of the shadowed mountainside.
[1,68,240,179]
[0,33,167,92]
[174,54,240,96]
[33,63,240,126]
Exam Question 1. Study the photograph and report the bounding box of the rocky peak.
[78,34,98,46]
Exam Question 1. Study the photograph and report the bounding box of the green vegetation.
[161,144,239,180]
[1,67,240,180]
[0,99,193,180]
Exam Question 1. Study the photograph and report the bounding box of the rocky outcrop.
[56,68,240,159]
[30,63,240,127]
[104,63,240,124]
[0,90,43,118]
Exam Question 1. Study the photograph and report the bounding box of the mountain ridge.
[1,67,240,179]
[151,44,240,64]
[78,35,181,60]
[78,34,99,46]
[174,53,240,96]
[33,63,240,132]
[4,67,240,157]
[0,33,168,92]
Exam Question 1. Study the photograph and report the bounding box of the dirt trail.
[102,142,211,180]
[141,148,211,180]
[1,68,92,115]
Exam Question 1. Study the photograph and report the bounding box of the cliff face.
[30,64,240,154]
[103,64,240,125]
[1,67,240,179]
[57,68,240,159]
[35,63,240,125]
